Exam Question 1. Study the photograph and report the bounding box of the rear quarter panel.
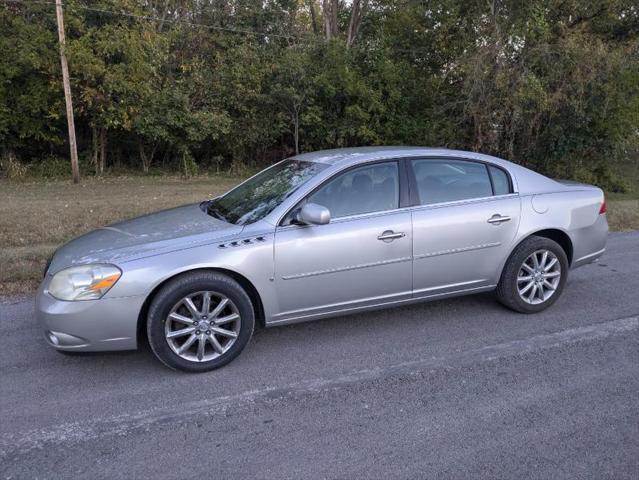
[515,188,607,267]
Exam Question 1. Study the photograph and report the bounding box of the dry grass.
[1,176,637,296]
[606,199,639,232]
[0,175,241,295]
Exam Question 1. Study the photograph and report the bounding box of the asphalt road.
[1,232,638,479]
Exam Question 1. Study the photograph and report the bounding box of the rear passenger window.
[411,159,493,205]
[489,165,511,195]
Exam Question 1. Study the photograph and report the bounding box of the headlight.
[48,264,122,301]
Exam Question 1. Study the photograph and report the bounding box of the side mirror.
[297,203,330,225]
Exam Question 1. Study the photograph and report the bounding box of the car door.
[409,158,521,297]
[272,161,412,323]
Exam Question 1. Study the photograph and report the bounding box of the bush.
[27,156,74,179]
[573,164,630,193]
[181,152,199,178]
[0,152,28,179]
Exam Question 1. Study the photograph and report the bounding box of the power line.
[1,0,314,41]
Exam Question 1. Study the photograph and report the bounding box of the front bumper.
[36,282,145,352]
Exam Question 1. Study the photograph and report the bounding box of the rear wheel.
[496,236,569,313]
[147,271,254,372]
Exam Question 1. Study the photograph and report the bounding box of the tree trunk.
[157,0,169,32]
[138,140,157,173]
[330,0,338,37]
[99,127,106,174]
[347,0,366,48]
[91,126,98,175]
[322,0,338,40]
[322,0,331,40]
[139,142,149,173]
[293,109,300,155]
[308,0,319,35]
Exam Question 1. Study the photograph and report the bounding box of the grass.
[0,175,241,296]
[1,175,637,296]
[606,198,639,232]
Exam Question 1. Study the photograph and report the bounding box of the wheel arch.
[136,267,266,346]
[502,228,573,279]
[526,228,574,265]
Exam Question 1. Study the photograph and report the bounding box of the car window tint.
[489,165,511,195]
[411,159,493,205]
[308,162,399,218]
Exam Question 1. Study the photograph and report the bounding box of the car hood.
[48,203,243,273]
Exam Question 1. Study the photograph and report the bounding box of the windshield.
[209,159,328,225]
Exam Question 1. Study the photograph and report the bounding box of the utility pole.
[55,0,80,184]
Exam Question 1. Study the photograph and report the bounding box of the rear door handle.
[487,214,511,225]
[377,230,405,242]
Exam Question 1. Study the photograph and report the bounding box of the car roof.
[289,147,572,196]
[255,147,586,226]
[292,146,514,169]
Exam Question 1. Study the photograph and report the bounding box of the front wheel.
[147,271,255,372]
[496,236,569,313]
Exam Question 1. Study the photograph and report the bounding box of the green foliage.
[26,155,75,179]
[0,0,638,185]
[0,3,62,152]
[180,151,198,178]
[572,164,631,193]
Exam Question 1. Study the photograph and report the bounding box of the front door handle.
[377,230,405,242]
[487,214,511,225]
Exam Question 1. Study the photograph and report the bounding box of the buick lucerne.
[37,147,608,372]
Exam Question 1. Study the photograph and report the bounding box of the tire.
[147,271,255,372]
[496,236,569,313]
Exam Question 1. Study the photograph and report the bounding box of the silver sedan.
[36,147,608,372]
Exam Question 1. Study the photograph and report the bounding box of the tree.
[1,0,637,191]
[271,48,317,155]
[347,0,367,48]
[319,0,369,47]
[0,2,63,159]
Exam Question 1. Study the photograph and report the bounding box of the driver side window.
[307,162,399,219]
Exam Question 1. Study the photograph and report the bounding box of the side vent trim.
[217,235,269,249]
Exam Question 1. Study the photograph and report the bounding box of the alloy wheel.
[164,291,241,362]
[517,249,561,305]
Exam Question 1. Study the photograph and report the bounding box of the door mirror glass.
[297,203,330,225]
